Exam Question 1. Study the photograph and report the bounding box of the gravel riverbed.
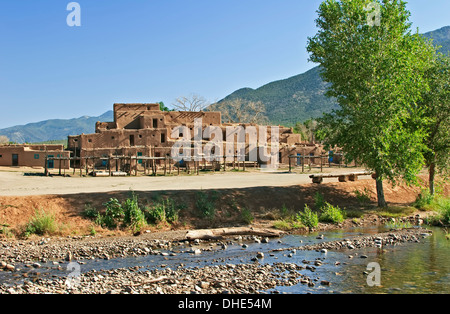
[0,227,434,294]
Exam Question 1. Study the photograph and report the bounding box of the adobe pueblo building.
[0,144,70,169]
[67,103,325,174]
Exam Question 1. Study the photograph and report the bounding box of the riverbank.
[0,226,438,294]
[1,173,447,239]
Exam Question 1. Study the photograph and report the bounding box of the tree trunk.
[429,162,436,196]
[375,175,387,208]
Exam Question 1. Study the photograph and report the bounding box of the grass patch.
[425,197,450,226]
[196,190,219,219]
[273,219,304,231]
[240,208,254,224]
[145,198,183,225]
[345,208,366,219]
[0,226,13,238]
[377,206,416,219]
[24,209,58,237]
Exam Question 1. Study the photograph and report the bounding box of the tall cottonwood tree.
[307,0,436,207]
[420,54,450,195]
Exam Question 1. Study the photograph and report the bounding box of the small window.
[139,134,142,139]
[88,139,92,143]
[73,139,78,142]
[161,133,166,143]
[34,154,39,160]
[0,155,3,158]
[111,136,115,140]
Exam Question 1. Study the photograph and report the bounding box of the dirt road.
[0,168,373,197]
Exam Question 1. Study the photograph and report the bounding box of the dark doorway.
[12,154,18,166]
[47,155,54,169]
[153,119,158,128]
[130,135,135,146]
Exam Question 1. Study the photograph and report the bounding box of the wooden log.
[338,175,348,182]
[349,174,358,181]
[185,227,286,241]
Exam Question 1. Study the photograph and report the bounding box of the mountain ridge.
[1,26,448,143]
[0,111,113,144]
[217,26,450,126]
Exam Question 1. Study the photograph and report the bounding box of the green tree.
[159,102,172,112]
[307,0,436,207]
[420,54,450,195]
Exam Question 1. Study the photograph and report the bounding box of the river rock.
[5,264,15,271]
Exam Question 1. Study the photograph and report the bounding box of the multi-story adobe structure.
[67,103,325,171]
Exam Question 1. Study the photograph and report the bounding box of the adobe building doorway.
[12,154,19,166]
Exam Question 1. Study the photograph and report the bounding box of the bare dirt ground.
[0,166,371,197]
[0,166,447,239]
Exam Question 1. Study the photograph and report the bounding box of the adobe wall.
[66,103,324,166]
[0,145,70,169]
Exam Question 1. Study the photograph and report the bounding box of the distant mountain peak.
[0,111,114,144]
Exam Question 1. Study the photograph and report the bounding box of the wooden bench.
[310,171,374,184]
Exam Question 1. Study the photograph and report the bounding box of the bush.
[122,194,147,233]
[413,189,436,210]
[145,198,180,225]
[296,205,319,229]
[241,208,254,224]
[83,204,100,219]
[354,188,372,205]
[433,198,450,225]
[25,209,58,237]
[196,191,218,219]
[319,203,345,224]
[97,194,146,232]
[314,192,325,210]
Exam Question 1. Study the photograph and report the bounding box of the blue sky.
[0,0,449,128]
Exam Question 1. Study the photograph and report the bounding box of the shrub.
[296,205,319,229]
[0,226,13,238]
[319,203,345,224]
[354,188,372,205]
[25,209,58,237]
[433,197,450,225]
[145,198,180,225]
[314,192,325,210]
[413,189,436,210]
[196,191,218,219]
[241,208,254,224]
[97,194,146,232]
[122,194,147,233]
[83,204,99,219]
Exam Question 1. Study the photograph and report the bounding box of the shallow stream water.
[1,226,449,294]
